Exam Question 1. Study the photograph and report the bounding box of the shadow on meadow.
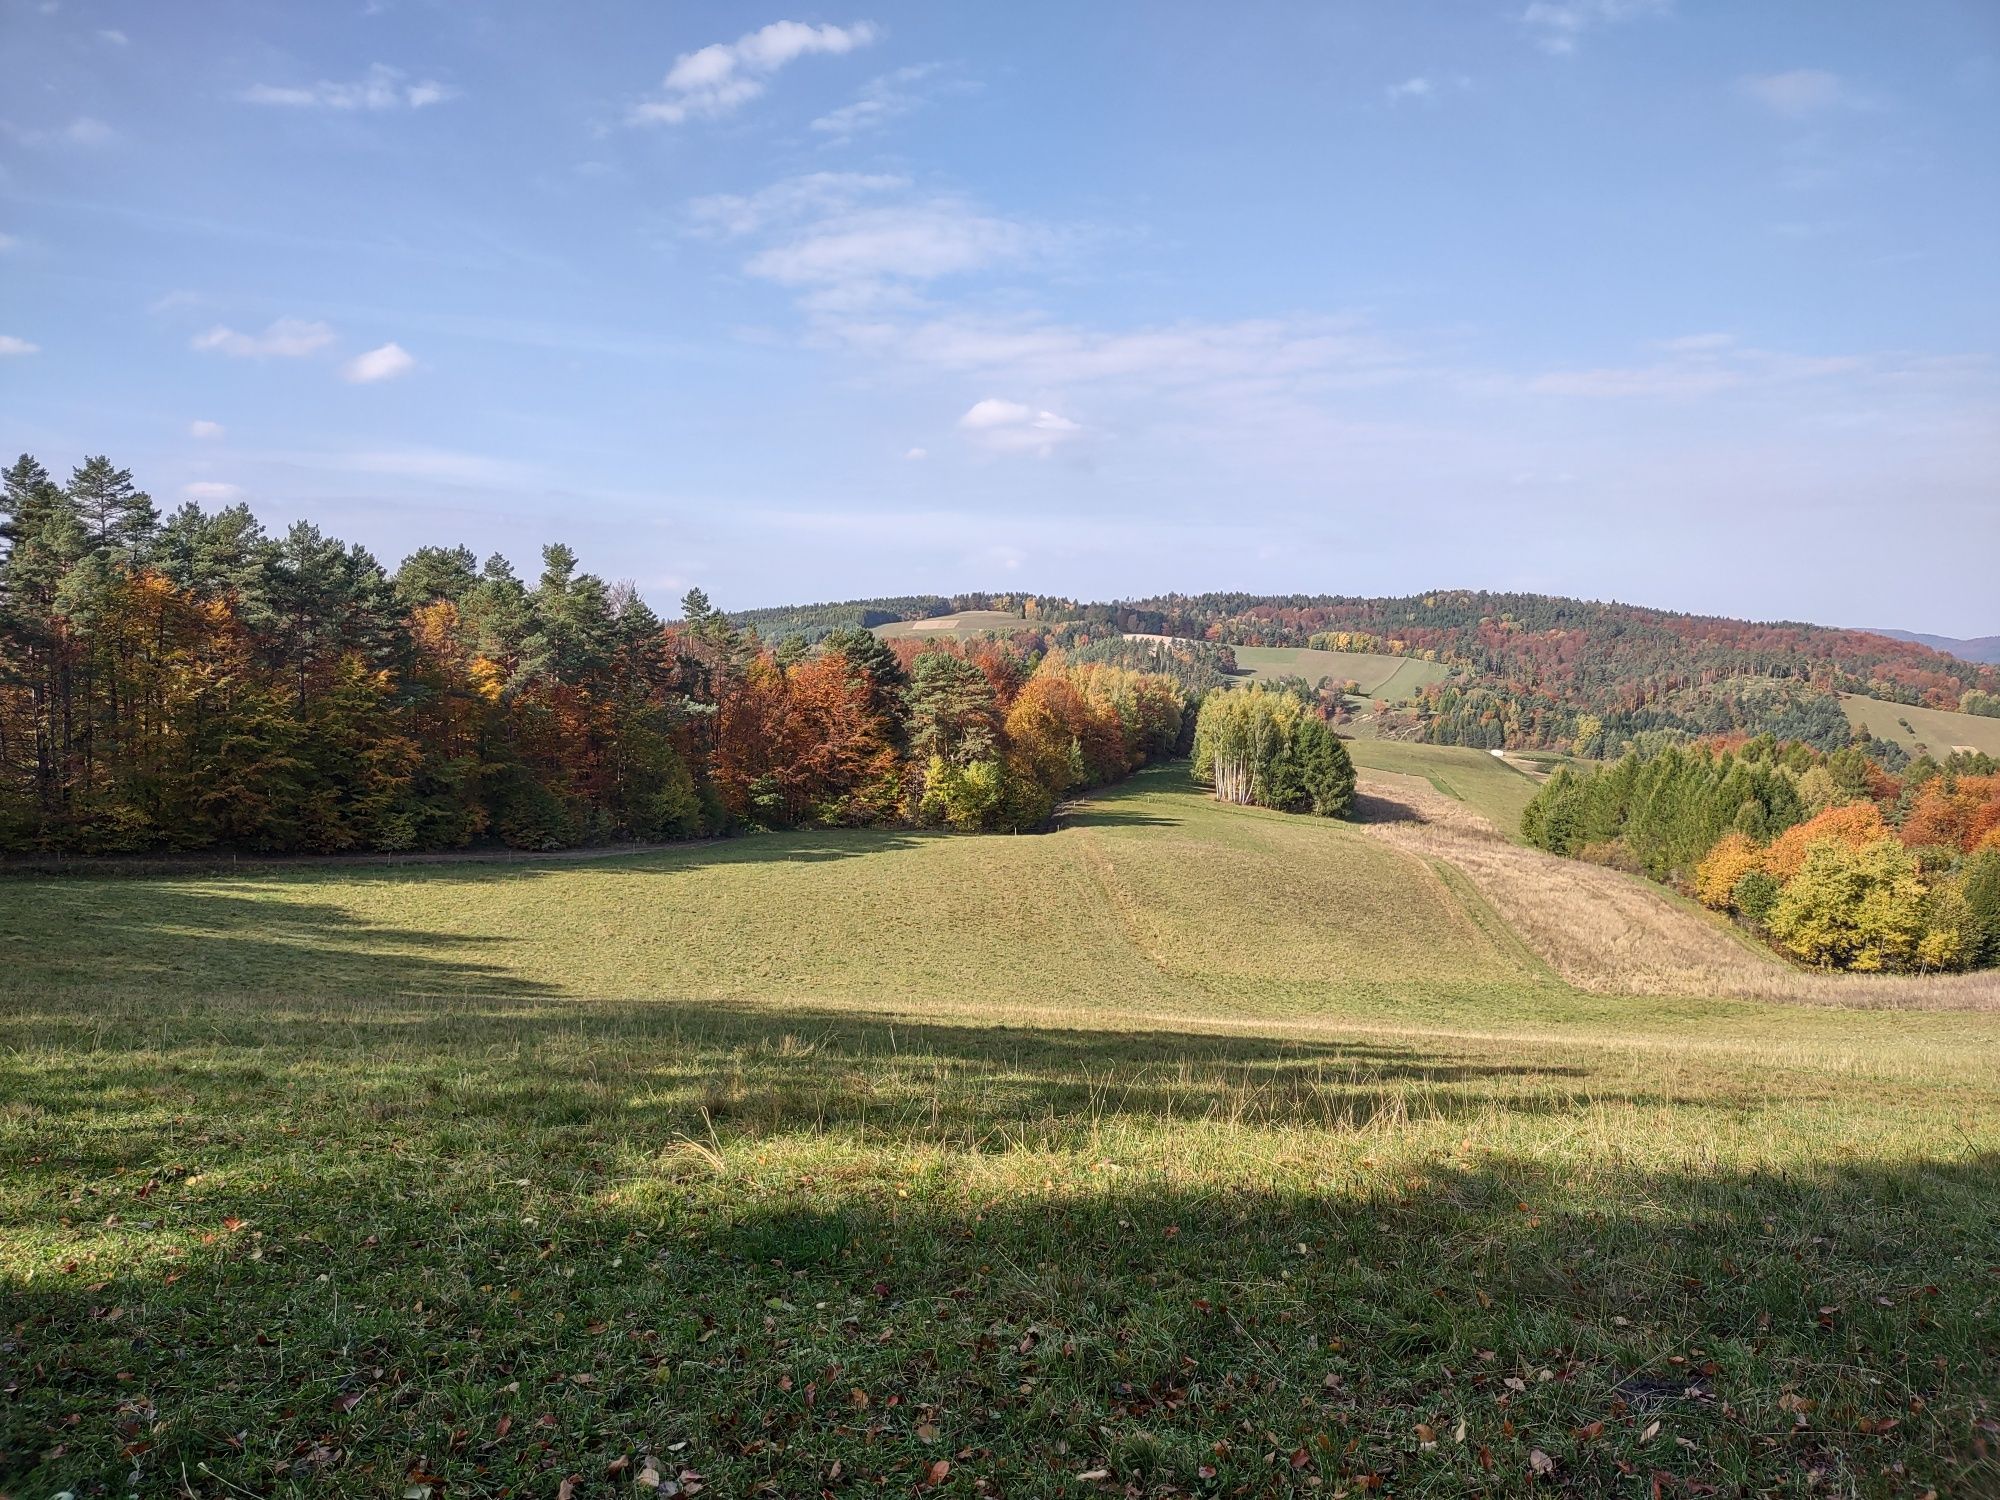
[5,1137,1993,1497]
[0,993,1618,1146]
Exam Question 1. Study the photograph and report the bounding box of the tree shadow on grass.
[2,884,552,1002]
[4,1137,1992,1496]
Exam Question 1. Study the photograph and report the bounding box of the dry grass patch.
[1354,771,2000,1011]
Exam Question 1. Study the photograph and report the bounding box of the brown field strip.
[1352,770,2000,1011]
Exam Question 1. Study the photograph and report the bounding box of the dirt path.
[1352,770,2000,1011]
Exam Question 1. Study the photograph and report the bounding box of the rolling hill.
[1858,627,2000,665]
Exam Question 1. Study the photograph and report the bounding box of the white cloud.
[1738,69,1856,119]
[341,342,415,383]
[1386,74,1470,104]
[958,398,1084,456]
[631,19,878,125]
[0,334,39,356]
[811,62,951,140]
[0,233,18,252]
[1519,0,1668,55]
[243,64,458,111]
[182,481,243,502]
[191,318,337,358]
[903,447,928,460]
[693,173,1049,309]
[190,419,226,440]
[97,27,127,44]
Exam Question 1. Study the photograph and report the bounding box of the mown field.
[1224,646,1449,701]
[1841,692,2000,759]
[871,611,1031,641]
[1344,741,1543,838]
[4,767,1997,1497]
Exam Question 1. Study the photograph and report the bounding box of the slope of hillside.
[1841,693,2000,758]
[1859,628,2000,665]
[1352,767,1999,1010]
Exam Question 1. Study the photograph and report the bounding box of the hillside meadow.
[1221,646,1449,701]
[1840,693,2000,760]
[4,764,1998,1497]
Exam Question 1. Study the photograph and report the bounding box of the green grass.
[1344,740,1545,838]
[872,610,1031,641]
[1223,646,1450,700]
[1841,692,2000,759]
[4,767,1997,1497]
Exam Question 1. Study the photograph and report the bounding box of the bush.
[1767,838,1928,972]
[1693,832,1763,910]
[1732,869,1780,923]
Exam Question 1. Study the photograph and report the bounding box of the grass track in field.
[1840,691,2000,758]
[1344,739,1544,837]
[4,767,1998,1496]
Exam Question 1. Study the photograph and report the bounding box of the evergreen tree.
[66,456,158,554]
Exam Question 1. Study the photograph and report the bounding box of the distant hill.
[742,589,2000,755]
[1858,629,2000,665]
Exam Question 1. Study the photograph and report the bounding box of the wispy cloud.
[341,342,415,383]
[190,419,226,440]
[97,27,127,45]
[1737,69,1862,119]
[631,20,877,126]
[1,115,113,146]
[1385,74,1469,104]
[1527,333,1871,397]
[1518,0,1668,56]
[0,334,40,356]
[692,172,1051,310]
[182,481,243,502]
[191,318,337,358]
[811,62,962,141]
[341,448,532,486]
[242,64,458,111]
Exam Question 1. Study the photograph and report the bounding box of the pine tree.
[66,456,158,554]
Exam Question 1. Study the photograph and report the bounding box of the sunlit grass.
[3,768,1996,1495]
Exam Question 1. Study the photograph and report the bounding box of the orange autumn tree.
[1763,802,1889,881]
[1899,774,2000,854]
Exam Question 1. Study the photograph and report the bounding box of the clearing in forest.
[1224,644,1450,698]
[1840,691,2000,759]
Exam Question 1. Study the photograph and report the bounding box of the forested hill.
[1859,628,2000,666]
[737,589,2000,755]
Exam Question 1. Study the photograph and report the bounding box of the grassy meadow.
[1343,742,1544,839]
[4,766,1998,1497]
[870,611,1032,641]
[1840,693,2000,760]
[1223,646,1449,701]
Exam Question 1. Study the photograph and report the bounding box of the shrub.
[1732,869,1780,923]
[1767,837,1929,972]
[1693,832,1763,910]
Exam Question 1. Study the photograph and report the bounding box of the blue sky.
[3,1,1996,632]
